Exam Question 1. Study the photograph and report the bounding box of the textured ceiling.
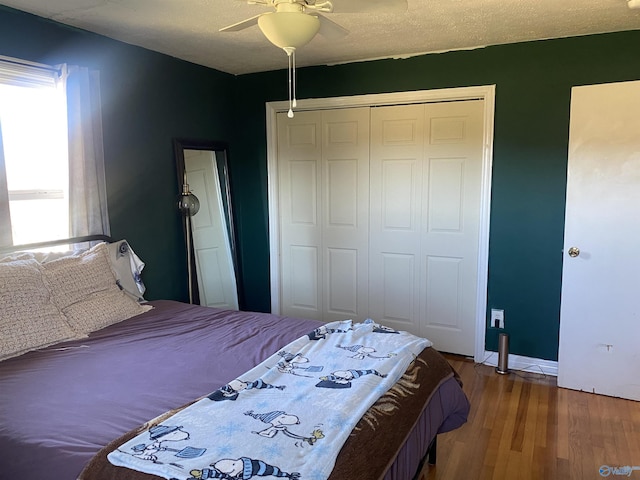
[2,0,640,75]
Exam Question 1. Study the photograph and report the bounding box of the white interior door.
[185,150,238,310]
[558,80,640,401]
[369,100,484,355]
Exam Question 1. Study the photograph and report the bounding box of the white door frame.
[266,85,496,363]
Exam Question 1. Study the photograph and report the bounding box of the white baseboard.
[480,350,558,377]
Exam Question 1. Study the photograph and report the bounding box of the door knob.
[568,247,580,258]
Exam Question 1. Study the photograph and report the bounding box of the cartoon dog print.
[188,457,300,479]
[244,410,324,445]
[275,351,323,376]
[207,378,286,402]
[336,344,397,360]
[315,369,387,389]
[128,425,205,463]
[307,324,351,341]
[364,318,400,334]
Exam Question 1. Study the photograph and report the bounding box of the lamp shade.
[178,188,200,217]
[258,11,320,49]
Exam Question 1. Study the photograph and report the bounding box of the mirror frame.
[173,138,242,308]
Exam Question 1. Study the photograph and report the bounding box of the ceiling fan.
[220,0,408,117]
[220,0,408,47]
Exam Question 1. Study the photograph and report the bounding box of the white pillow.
[41,242,151,334]
[1,248,83,264]
[0,252,35,263]
[0,258,80,361]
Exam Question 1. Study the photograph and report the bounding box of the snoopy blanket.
[107,319,432,480]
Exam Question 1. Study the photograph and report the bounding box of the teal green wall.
[0,6,236,302]
[231,30,640,361]
[2,4,639,361]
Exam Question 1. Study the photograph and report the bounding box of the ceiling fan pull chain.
[292,48,297,109]
[284,47,296,118]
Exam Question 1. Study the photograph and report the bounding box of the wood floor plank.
[420,355,640,480]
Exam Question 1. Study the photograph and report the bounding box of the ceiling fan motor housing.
[258,11,321,49]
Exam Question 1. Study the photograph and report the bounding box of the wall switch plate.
[491,309,505,329]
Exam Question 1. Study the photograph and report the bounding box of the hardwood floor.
[418,355,640,480]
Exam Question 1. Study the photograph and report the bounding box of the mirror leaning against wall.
[173,138,240,310]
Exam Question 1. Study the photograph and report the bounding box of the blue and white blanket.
[107,319,432,480]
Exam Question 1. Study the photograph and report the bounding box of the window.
[0,58,69,246]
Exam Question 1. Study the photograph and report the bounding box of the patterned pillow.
[0,258,79,361]
[41,242,151,334]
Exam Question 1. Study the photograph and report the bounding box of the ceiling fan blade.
[317,13,349,39]
[304,1,333,13]
[219,14,262,32]
[329,0,407,14]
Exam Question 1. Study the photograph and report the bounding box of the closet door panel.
[327,159,358,227]
[285,160,317,228]
[289,245,319,311]
[382,160,416,230]
[370,101,484,356]
[424,255,463,329]
[278,108,369,322]
[370,104,424,331]
[381,252,416,323]
[325,158,358,317]
[427,158,464,232]
[419,100,484,355]
[278,111,324,320]
[322,108,370,322]
[327,247,358,316]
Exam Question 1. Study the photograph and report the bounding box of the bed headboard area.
[0,236,151,361]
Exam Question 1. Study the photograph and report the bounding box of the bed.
[0,238,470,480]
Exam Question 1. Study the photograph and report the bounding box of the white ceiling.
[2,0,640,75]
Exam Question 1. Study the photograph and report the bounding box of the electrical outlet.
[491,309,505,329]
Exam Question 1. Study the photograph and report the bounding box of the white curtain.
[0,120,10,245]
[65,65,110,238]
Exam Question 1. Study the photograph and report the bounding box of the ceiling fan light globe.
[258,12,320,49]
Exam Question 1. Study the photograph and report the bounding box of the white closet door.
[370,100,484,355]
[277,110,323,320]
[321,108,370,322]
[369,104,425,333]
[277,108,370,321]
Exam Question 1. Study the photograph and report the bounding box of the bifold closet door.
[277,108,370,322]
[369,100,484,355]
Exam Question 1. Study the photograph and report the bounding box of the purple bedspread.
[0,300,469,480]
[0,301,323,479]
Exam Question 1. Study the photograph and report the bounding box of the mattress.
[0,300,469,479]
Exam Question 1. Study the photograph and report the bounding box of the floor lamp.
[178,171,200,304]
